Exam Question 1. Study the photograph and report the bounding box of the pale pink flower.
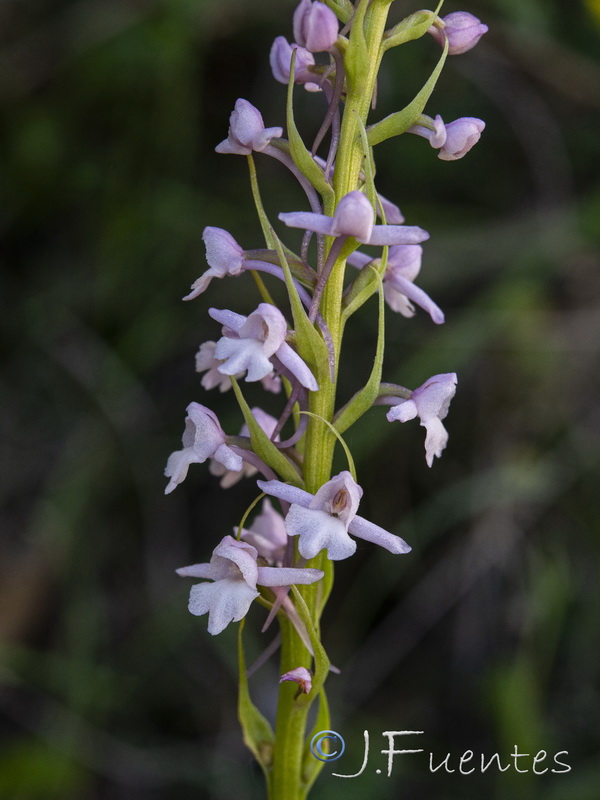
[215,99,283,155]
[176,536,323,635]
[164,403,242,494]
[293,0,339,53]
[429,12,488,56]
[348,245,444,324]
[387,373,458,466]
[258,471,411,561]
[209,303,318,390]
[279,191,429,246]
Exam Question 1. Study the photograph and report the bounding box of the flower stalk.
[164,1,488,797]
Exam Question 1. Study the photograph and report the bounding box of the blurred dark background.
[1,0,599,798]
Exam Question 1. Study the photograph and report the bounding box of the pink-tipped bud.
[279,666,312,694]
[438,117,485,161]
[215,99,283,155]
[429,12,488,56]
[293,0,339,53]
[331,191,374,241]
[269,36,320,92]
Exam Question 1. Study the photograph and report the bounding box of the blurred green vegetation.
[1,0,599,798]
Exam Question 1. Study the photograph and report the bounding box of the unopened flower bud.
[293,0,339,53]
[215,99,283,155]
[429,12,488,55]
[438,117,485,161]
[270,36,320,91]
[279,666,312,694]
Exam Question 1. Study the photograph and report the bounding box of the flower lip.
[183,227,245,301]
[164,402,243,494]
[386,373,457,467]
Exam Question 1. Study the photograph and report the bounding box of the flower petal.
[367,225,430,246]
[348,516,411,554]
[213,442,244,472]
[278,211,335,236]
[188,579,259,635]
[215,337,274,381]
[387,274,445,324]
[208,307,247,333]
[386,399,418,423]
[423,416,449,467]
[256,565,324,586]
[276,341,319,390]
[176,562,223,580]
[164,448,200,494]
[213,536,259,587]
[285,504,357,560]
[257,480,313,508]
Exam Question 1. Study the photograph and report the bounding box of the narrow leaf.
[335,268,385,434]
[238,620,274,777]
[383,10,436,50]
[247,155,276,248]
[367,38,449,147]
[356,114,377,210]
[287,53,334,198]
[324,0,353,23]
[230,377,303,486]
[271,230,331,386]
[342,254,386,320]
[291,586,330,700]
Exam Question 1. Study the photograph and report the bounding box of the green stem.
[268,4,391,798]
[268,616,313,800]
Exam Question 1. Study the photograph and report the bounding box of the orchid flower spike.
[429,12,488,56]
[279,191,429,247]
[409,115,485,161]
[184,227,244,301]
[164,403,242,494]
[240,498,288,565]
[210,408,279,489]
[386,373,458,467]
[348,245,445,324]
[209,303,318,390]
[270,36,321,92]
[215,99,283,155]
[293,0,339,53]
[258,471,412,561]
[279,666,312,694]
[176,536,323,635]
